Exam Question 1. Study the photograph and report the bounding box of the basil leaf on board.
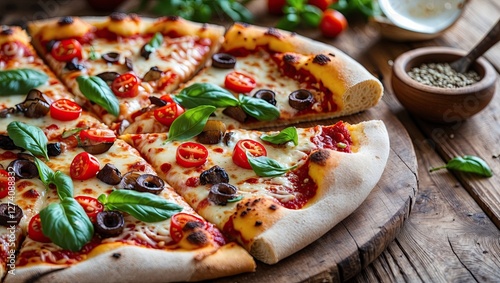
[53,171,74,199]
[247,153,296,177]
[76,76,120,117]
[430,155,493,177]
[7,121,49,160]
[173,83,239,109]
[239,94,280,121]
[34,157,54,186]
[144,32,164,52]
[98,190,183,223]
[0,69,48,96]
[40,198,94,252]
[260,127,299,146]
[166,105,216,142]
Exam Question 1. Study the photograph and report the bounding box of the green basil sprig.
[166,105,216,142]
[239,94,280,121]
[40,198,94,251]
[7,121,49,160]
[77,76,120,117]
[144,32,164,53]
[173,83,239,108]
[34,158,74,199]
[429,155,493,177]
[98,190,183,223]
[0,69,48,96]
[247,153,296,177]
[261,127,299,146]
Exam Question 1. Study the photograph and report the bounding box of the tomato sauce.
[186,177,199,187]
[280,161,318,209]
[312,122,352,153]
[160,163,172,174]
[0,151,17,160]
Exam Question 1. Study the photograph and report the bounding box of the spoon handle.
[451,18,500,73]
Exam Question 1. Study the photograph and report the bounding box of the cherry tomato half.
[111,73,141,98]
[153,102,185,127]
[224,71,256,93]
[320,9,348,38]
[176,142,208,168]
[75,196,104,223]
[232,139,267,169]
[50,99,82,121]
[0,169,10,199]
[170,212,206,243]
[50,39,83,62]
[70,152,100,180]
[1,41,26,59]
[28,214,51,243]
[79,128,117,143]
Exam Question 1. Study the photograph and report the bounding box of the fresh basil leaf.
[173,83,239,109]
[260,127,299,146]
[276,13,301,31]
[0,69,48,96]
[40,198,94,251]
[302,5,322,27]
[227,195,243,203]
[247,153,296,177]
[7,121,49,160]
[34,157,54,186]
[53,171,74,199]
[89,46,99,61]
[99,190,183,223]
[62,127,85,139]
[145,32,164,52]
[166,105,216,142]
[447,155,493,177]
[239,95,280,121]
[76,76,120,117]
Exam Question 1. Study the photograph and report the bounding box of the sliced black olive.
[96,71,120,85]
[142,67,162,82]
[289,89,314,110]
[148,96,167,107]
[140,44,152,60]
[80,141,114,155]
[0,135,23,150]
[253,89,277,106]
[16,153,35,162]
[96,163,122,185]
[15,89,50,118]
[222,106,247,123]
[0,107,16,118]
[8,159,38,179]
[102,52,120,64]
[212,53,236,69]
[58,16,74,25]
[208,183,238,205]
[95,211,124,238]
[117,171,141,190]
[135,174,164,195]
[0,203,23,226]
[223,132,234,146]
[25,88,46,101]
[197,120,226,144]
[47,142,62,157]
[46,40,56,52]
[65,58,85,71]
[125,57,134,71]
[200,166,229,185]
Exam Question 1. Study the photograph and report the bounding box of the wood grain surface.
[1,0,499,282]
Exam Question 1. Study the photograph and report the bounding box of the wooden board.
[215,100,418,283]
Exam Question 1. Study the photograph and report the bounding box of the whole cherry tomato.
[70,152,100,180]
[320,9,348,38]
[111,73,141,98]
[50,99,82,121]
[232,139,267,169]
[50,39,82,62]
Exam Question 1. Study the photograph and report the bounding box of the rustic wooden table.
[1,0,499,282]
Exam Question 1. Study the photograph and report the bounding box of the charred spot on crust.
[329,52,336,57]
[1,27,13,35]
[110,12,127,21]
[238,22,250,28]
[187,231,208,245]
[283,54,298,64]
[112,253,121,259]
[166,15,180,21]
[255,220,262,226]
[265,28,282,38]
[183,221,204,231]
[310,149,330,166]
[57,16,74,25]
[313,54,331,65]
[269,204,278,210]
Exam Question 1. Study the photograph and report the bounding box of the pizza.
[0,13,389,282]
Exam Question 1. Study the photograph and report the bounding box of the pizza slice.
[122,119,390,264]
[27,14,225,128]
[0,121,255,282]
[124,23,383,134]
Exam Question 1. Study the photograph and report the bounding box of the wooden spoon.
[450,19,500,73]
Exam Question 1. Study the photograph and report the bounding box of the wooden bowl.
[391,46,497,123]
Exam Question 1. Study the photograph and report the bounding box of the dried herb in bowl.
[407,62,481,88]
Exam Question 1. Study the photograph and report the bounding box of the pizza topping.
[142,66,163,82]
[0,203,23,226]
[0,69,49,96]
[1,41,26,59]
[232,139,267,170]
[77,75,120,117]
[101,52,121,64]
[224,71,256,93]
[260,126,299,146]
[312,54,331,65]
[80,141,114,155]
[96,71,120,85]
[312,122,352,152]
[140,32,163,60]
[135,174,165,195]
[50,39,83,62]
[200,165,230,185]
[239,94,281,121]
[96,163,122,185]
[169,212,206,243]
[7,121,49,160]
[309,149,330,166]
[117,171,141,190]
[111,73,141,98]
[153,102,185,127]
[65,57,86,71]
[0,169,9,198]
[95,210,125,237]
[8,159,39,179]
[247,154,296,177]
[50,99,82,121]
[47,142,62,156]
[253,89,277,106]
[222,106,248,123]
[208,183,239,205]
[149,95,168,106]
[289,89,314,110]
[75,196,104,223]
[212,53,237,69]
[57,16,74,25]
[28,214,51,243]
[70,152,100,180]
[197,120,226,144]
[176,142,209,168]
[166,105,216,142]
